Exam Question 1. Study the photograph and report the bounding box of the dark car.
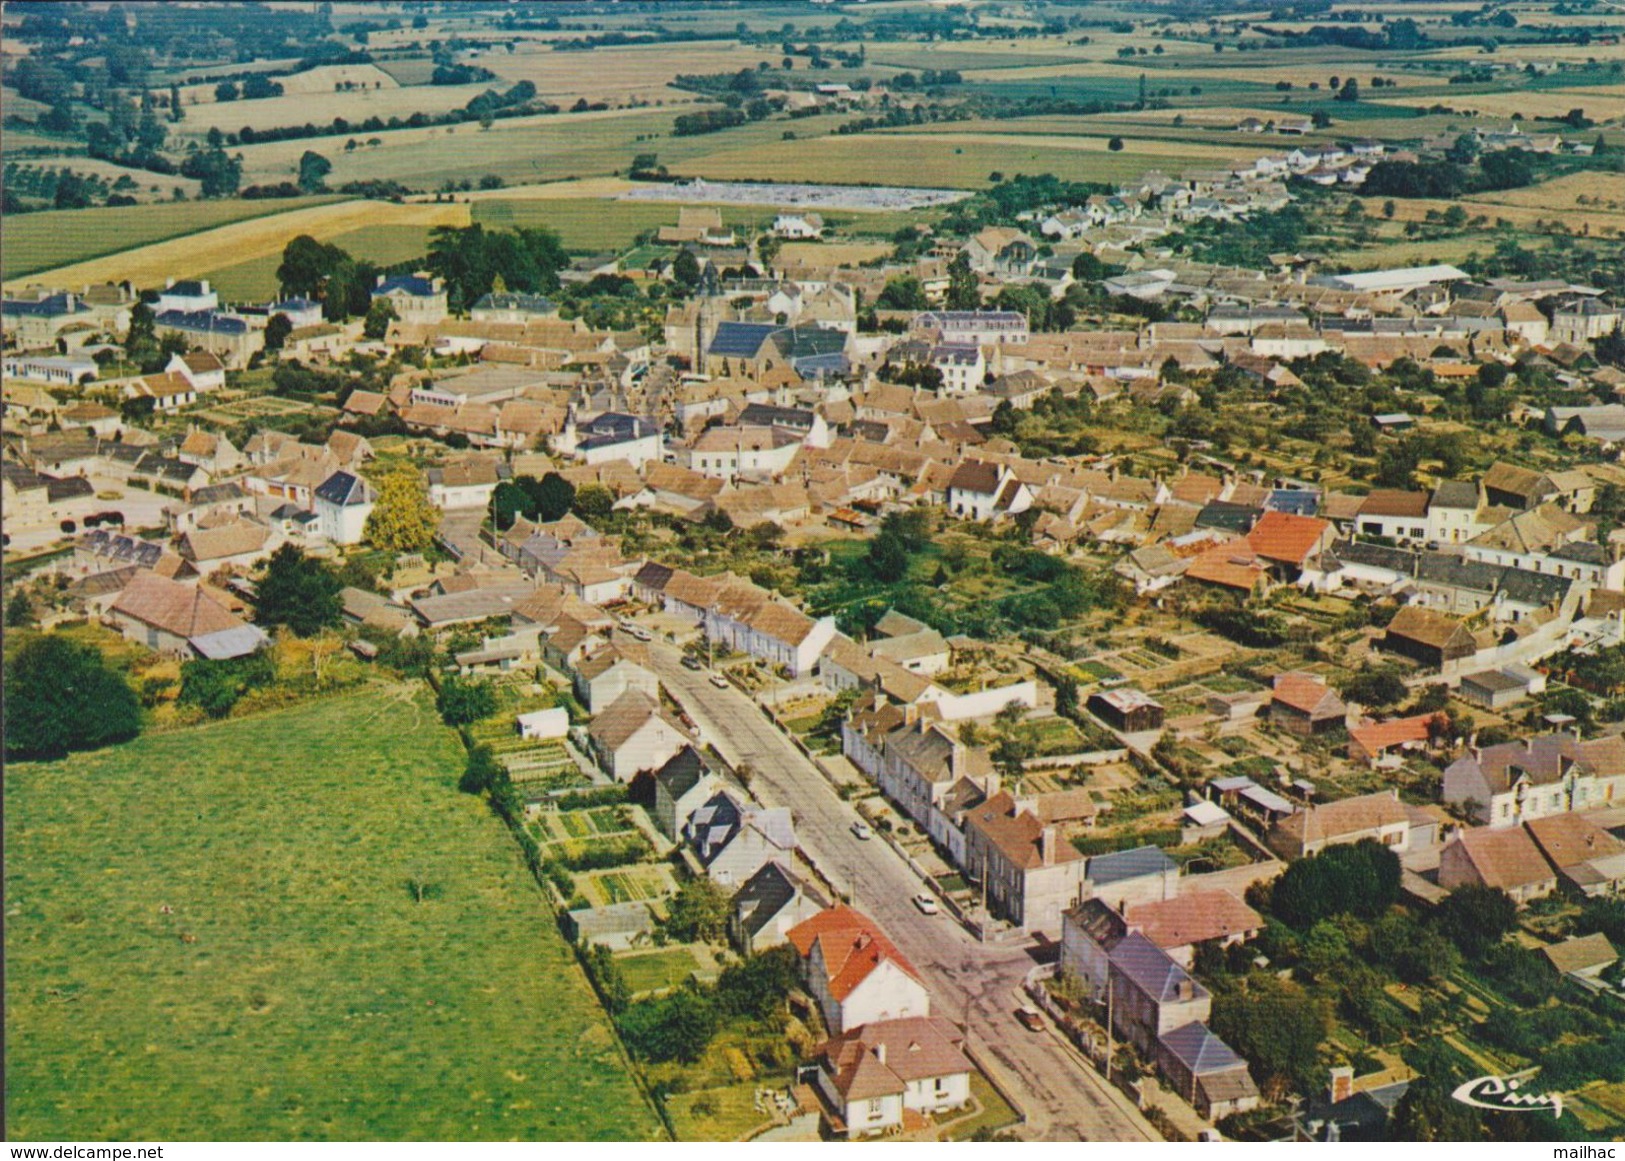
[1015,1008,1045,1033]
[681,655,702,671]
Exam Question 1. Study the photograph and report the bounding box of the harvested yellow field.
[1374,195,1625,237]
[174,81,499,137]
[1464,170,1625,213]
[779,241,891,266]
[1370,89,1625,120]
[179,62,399,107]
[11,200,470,294]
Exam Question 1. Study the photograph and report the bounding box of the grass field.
[1,196,339,282]
[4,686,661,1141]
[8,199,470,297]
[616,947,700,996]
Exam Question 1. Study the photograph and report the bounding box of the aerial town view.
[4,0,1625,1149]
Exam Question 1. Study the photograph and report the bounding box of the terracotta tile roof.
[964,791,1083,871]
[588,688,679,752]
[1524,812,1625,871]
[1348,713,1439,756]
[1271,671,1343,717]
[1273,790,1411,850]
[1124,891,1262,950]
[110,571,244,639]
[1359,489,1430,518]
[787,905,923,1002]
[1245,509,1330,567]
[1542,932,1617,976]
[1184,545,1265,590]
[818,1017,971,1101]
[1450,826,1556,891]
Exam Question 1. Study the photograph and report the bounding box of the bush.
[177,650,276,719]
[436,675,497,726]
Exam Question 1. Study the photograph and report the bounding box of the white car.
[851,821,872,841]
[708,673,730,690]
[913,893,939,915]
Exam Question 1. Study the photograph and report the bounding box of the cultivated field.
[8,199,470,296]
[1370,88,1625,120]
[1,196,339,282]
[178,62,400,108]
[4,686,661,1141]
[173,81,503,139]
[482,42,783,105]
[669,130,1234,189]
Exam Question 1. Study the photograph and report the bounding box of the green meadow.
[4,686,661,1141]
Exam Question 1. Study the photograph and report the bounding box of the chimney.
[1176,978,1194,1001]
[1329,1066,1354,1105]
[874,1042,887,1066]
[1040,826,1057,867]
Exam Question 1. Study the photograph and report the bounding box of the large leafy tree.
[426,223,567,310]
[364,467,439,553]
[4,636,141,760]
[1269,839,1401,928]
[526,472,575,523]
[1210,974,1327,1097]
[1433,884,1517,960]
[662,877,731,943]
[254,545,342,637]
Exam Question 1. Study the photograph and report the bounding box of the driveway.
[648,642,1159,1142]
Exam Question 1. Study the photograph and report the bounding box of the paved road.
[649,644,1157,1142]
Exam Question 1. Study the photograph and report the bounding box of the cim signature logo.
[1451,1075,1564,1118]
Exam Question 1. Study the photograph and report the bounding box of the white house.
[572,645,659,712]
[312,470,374,546]
[930,343,985,395]
[814,1018,973,1139]
[165,350,227,393]
[773,212,824,240]
[588,689,687,781]
[1442,732,1625,828]
[372,272,448,325]
[946,461,1032,522]
[154,278,219,314]
[787,905,932,1034]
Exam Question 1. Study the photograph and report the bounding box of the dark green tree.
[1433,884,1517,960]
[254,544,342,637]
[663,877,731,943]
[264,312,293,351]
[297,149,333,193]
[4,636,141,760]
[528,472,575,522]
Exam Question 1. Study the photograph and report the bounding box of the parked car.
[709,673,730,689]
[913,893,939,915]
[681,655,702,671]
[850,821,872,841]
[629,627,653,642]
[1015,1008,1045,1033]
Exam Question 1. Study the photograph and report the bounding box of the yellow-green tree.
[364,466,440,553]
